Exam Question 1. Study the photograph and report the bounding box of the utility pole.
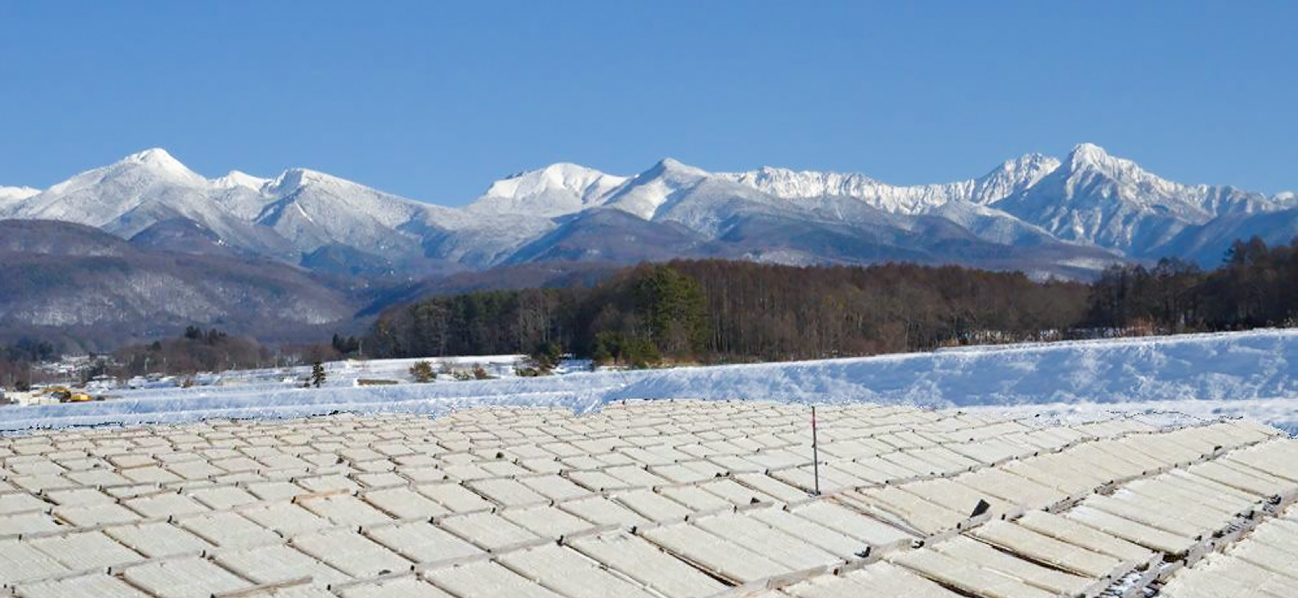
[811,405,821,496]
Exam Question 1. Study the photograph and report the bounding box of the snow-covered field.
[210,354,527,388]
[1,328,1294,432]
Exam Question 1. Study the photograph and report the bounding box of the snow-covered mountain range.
[3,143,1294,278]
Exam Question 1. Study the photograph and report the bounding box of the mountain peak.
[1067,143,1112,167]
[648,157,708,178]
[115,148,207,186]
[972,153,1063,206]
[124,147,186,170]
[1004,152,1060,169]
[470,163,627,217]
[538,162,599,177]
[213,170,270,191]
[991,152,1062,183]
[493,162,617,193]
[266,168,339,195]
[1061,143,1158,184]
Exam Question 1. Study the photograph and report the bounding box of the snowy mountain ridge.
[1,143,1294,276]
[717,152,1062,215]
[990,144,1288,255]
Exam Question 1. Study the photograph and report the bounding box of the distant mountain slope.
[0,220,356,349]
[1159,207,1298,265]
[128,217,245,257]
[356,261,621,318]
[1,144,1292,282]
[504,209,717,265]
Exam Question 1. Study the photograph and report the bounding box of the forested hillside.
[365,260,1089,364]
[367,237,1298,366]
[1087,237,1298,331]
[0,220,357,350]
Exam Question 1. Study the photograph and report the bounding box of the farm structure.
[0,400,1295,597]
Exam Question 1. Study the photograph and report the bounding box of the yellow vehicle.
[39,387,98,403]
[39,386,72,402]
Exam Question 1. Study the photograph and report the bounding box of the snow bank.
[1,329,1294,431]
[607,329,1298,406]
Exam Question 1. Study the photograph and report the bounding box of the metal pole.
[811,405,821,496]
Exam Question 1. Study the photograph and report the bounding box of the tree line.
[0,338,58,390]
[112,327,273,377]
[365,259,1091,365]
[1085,237,1298,332]
[367,237,1298,366]
[0,325,364,389]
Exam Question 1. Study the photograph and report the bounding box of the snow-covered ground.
[213,354,528,388]
[0,329,1294,432]
[99,354,558,395]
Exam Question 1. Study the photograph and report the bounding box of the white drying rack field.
[0,328,1295,433]
[1,400,1296,598]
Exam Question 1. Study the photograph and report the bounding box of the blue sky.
[1,2,1294,204]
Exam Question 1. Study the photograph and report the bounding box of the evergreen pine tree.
[310,361,327,388]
